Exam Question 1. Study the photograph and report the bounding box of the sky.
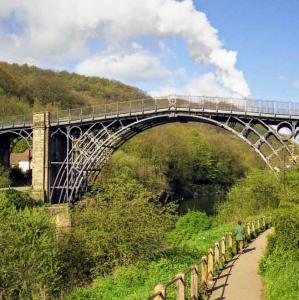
[0,0,299,101]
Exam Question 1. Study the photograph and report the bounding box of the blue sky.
[198,0,299,101]
[0,0,299,101]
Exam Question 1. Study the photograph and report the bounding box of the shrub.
[281,167,299,204]
[0,192,61,298]
[71,176,177,277]
[217,169,280,222]
[169,210,212,242]
[1,189,42,209]
[260,207,299,300]
[0,166,11,188]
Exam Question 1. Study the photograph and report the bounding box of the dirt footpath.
[208,229,273,300]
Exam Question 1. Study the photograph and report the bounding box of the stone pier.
[31,112,50,202]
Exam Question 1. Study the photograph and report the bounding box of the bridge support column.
[32,112,50,202]
[0,135,10,169]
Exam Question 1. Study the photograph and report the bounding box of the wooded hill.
[0,61,264,195]
[0,61,146,116]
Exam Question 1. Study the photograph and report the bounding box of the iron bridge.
[0,95,299,204]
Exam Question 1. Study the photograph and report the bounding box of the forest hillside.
[0,61,146,116]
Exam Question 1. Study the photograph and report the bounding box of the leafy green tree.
[217,169,280,222]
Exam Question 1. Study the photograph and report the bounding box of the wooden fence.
[148,216,272,300]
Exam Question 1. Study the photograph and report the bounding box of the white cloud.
[150,72,237,97]
[0,0,250,97]
[76,49,171,83]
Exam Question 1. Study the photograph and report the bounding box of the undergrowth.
[259,207,299,300]
[66,212,233,300]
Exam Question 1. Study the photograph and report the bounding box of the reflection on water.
[178,190,227,216]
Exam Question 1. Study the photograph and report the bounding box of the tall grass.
[259,207,299,300]
[66,212,233,300]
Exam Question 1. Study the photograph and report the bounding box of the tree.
[217,169,281,222]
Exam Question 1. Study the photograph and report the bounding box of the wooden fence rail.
[148,216,272,300]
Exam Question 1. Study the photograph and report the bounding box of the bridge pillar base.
[47,204,71,228]
[30,190,46,202]
[47,204,71,238]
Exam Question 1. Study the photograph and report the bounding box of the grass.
[259,206,299,300]
[261,249,299,300]
[66,214,234,300]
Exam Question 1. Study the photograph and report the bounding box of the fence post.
[201,256,208,286]
[214,243,220,269]
[262,216,266,229]
[191,265,198,300]
[251,222,256,237]
[221,237,226,264]
[176,273,185,300]
[228,233,233,257]
[257,219,261,232]
[153,284,166,300]
[246,223,251,240]
[207,248,214,282]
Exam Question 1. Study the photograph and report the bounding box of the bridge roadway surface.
[208,229,273,300]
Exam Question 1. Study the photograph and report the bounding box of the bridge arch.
[49,112,293,203]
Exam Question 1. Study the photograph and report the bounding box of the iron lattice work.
[0,128,33,152]
[48,96,299,203]
[1,95,299,203]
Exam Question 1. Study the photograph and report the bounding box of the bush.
[260,207,299,300]
[0,166,11,188]
[169,211,212,242]
[66,217,234,300]
[0,192,61,298]
[217,169,280,222]
[281,167,299,204]
[1,189,42,209]
[71,176,177,277]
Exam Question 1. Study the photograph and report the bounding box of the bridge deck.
[1,95,299,131]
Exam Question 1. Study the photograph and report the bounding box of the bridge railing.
[147,216,272,300]
[2,95,299,128]
[49,96,299,125]
[0,113,32,129]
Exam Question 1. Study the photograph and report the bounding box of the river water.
[178,190,227,216]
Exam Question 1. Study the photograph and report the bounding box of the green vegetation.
[101,123,263,209]
[0,61,297,299]
[0,61,146,116]
[260,207,299,300]
[217,169,280,222]
[67,211,233,300]
[0,191,60,299]
[0,166,11,188]
[70,176,176,278]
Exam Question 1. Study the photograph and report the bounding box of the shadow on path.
[208,254,240,299]
[207,229,273,300]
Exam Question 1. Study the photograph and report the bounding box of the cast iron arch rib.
[50,113,293,204]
